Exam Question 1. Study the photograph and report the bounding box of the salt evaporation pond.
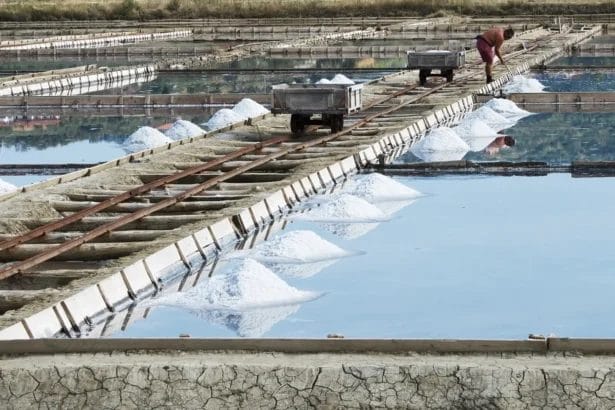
[533,69,615,92]
[92,59,393,95]
[400,112,615,165]
[0,113,214,163]
[0,97,270,187]
[110,173,615,339]
[0,41,241,73]
[101,71,374,95]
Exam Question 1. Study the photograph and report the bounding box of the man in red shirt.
[476,27,515,84]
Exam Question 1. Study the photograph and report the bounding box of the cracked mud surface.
[1,351,615,408]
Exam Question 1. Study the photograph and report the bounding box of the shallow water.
[0,114,213,165]
[534,69,615,92]
[107,173,615,339]
[0,41,237,72]
[91,59,400,95]
[399,112,615,165]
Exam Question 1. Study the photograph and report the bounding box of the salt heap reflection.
[144,259,321,337]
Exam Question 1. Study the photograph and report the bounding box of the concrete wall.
[0,349,613,408]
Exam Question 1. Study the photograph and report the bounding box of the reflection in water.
[266,259,340,279]
[0,113,215,164]
[186,304,303,337]
[319,221,381,240]
[0,56,153,72]
[143,259,321,337]
[400,109,615,165]
[317,199,416,239]
[483,135,516,156]
[0,115,60,131]
[93,57,401,95]
[28,73,157,97]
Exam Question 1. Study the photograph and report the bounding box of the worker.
[475,27,515,84]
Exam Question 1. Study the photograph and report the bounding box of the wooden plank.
[0,338,548,355]
[51,200,235,213]
[17,215,210,231]
[0,289,60,312]
[0,242,153,261]
[549,338,615,353]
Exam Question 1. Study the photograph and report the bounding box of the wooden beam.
[0,241,153,261]
[51,200,235,213]
[0,289,60,312]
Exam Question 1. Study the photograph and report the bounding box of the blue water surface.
[111,173,615,339]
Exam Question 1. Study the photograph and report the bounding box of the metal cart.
[407,50,466,85]
[271,83,363,136]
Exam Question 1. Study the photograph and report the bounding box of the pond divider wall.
[3,340,615,408]
[0,30,192,51]
[0,65,157,97]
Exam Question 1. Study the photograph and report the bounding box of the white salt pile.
[146,259,321,336]
[452,118,498,152]
[410,127,469,162]
[341,173,422,202]
[243,230,361,264]
[200,259,319,309]
[204,108,246,130]
[291,193,390,240]
[484,98,532,119]
[453,117,497,139]
[232,98,270,118]
[315,78,331,84]
[502,75,545,94]
[330,74,355,85]
[122,126,173,153]
[294,193,389,223]
[149,259,319,309]
[164,119,206,140]
[0,178,17,194]
[462,106,511,131]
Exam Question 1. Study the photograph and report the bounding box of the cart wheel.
[331,115,344,134]
[290,114,306,136]
[419,69,430,86]
[445,70,454,82]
